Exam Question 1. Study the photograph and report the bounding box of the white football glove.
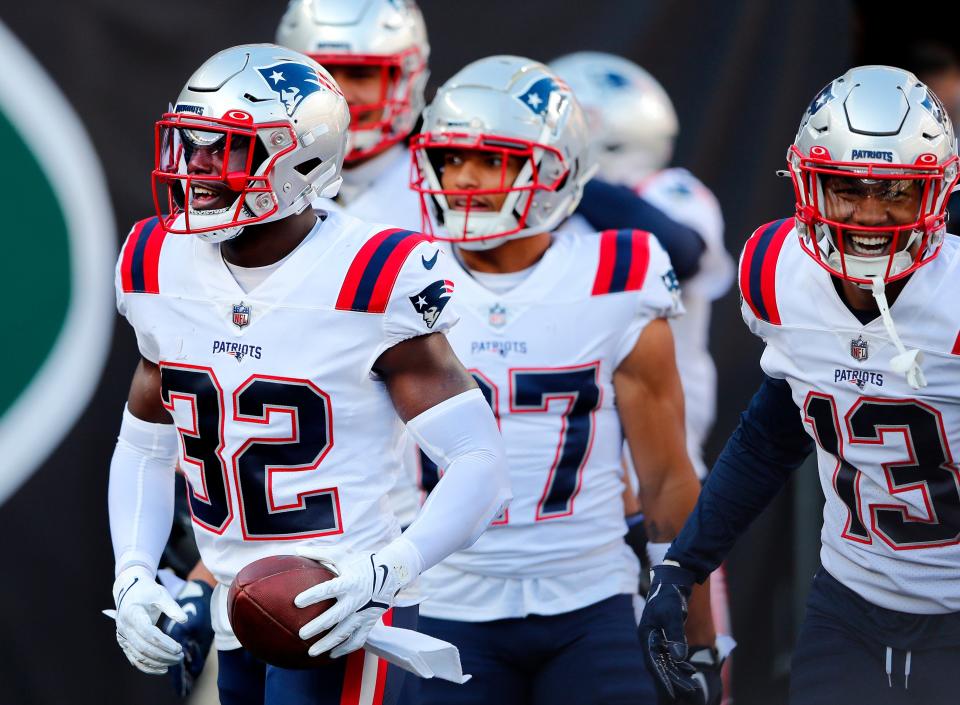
[111,566,187,674]
[294,541,419,659]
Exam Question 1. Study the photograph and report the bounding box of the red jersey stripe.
[120,218,153,293]
[366,233,428,314]
[591,230,619,296]
[624,230,651,291]
[141,221,168,294]
[336,228,404,311]
[758,219,793,325]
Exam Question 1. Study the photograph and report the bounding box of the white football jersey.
[115,211,457,645]
[742,219,960,614]
[418,228,683,621]
[636,168,734,477]
[313,145,426,526]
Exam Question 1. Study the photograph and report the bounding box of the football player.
[275,0,709,530]
[107,43,511,705]
[640,65,960,705]
[406,55,714,705]
[551,50,736,701]
[276,0,427,232]
[153,8,433,695]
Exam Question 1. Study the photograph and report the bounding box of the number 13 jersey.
[418,229,682,621]
[742,219,960,614]
[114,211,458,646]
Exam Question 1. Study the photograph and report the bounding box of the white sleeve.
[108,405,179,577]
[613,234,685,366]
[392,388,511,572]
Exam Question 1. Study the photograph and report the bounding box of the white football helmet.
[787,65,959,284]
[411,55,595,250]
[153,44,349,243]
[276,0,429,163]
[549,51,678,184]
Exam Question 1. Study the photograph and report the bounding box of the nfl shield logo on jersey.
[232,302,251,329]
[489,303,507,329]
[850,335,869,361]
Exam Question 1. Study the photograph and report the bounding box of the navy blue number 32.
[160,363,339,540]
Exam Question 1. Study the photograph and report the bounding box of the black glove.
[639,563,701,703]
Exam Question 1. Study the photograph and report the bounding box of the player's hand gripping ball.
[227,555,337,669]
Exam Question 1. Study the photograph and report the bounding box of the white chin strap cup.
[868,275,926,390]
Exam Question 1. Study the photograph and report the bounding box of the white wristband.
[647,541,672,567]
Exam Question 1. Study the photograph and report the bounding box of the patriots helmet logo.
[921,90,947,127]
[257,62,326,117]
[807,82,835,116]
[410,279,454,329]
[518,77,561,116]
[602,71,630,89]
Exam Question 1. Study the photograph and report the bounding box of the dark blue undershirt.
[575,178,706,280]
[665,375,814,582]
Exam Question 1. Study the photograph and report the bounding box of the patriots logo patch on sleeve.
[661,268,682,306]
[410,280,454,329]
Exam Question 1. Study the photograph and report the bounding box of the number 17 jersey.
[418,229,682,621]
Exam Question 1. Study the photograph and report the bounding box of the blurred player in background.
[904,41,960,228]
[551,51,734,482]
[407,54,714,705]
[552,51,735,701]
[277,0,427,235]
[107,43,510,705]
[641,65,960,705]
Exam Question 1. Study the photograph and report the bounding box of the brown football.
[227,554,337,669]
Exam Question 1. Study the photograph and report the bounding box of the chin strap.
[868,276,926,390]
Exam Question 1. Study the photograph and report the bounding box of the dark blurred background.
[1,1,959,703]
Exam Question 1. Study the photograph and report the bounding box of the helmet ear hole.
[294,157,323,176]
[554,168,570,192]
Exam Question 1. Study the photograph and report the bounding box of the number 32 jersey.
[115,211,457,645]
[418,229,682,621]
[742,219,960,614]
